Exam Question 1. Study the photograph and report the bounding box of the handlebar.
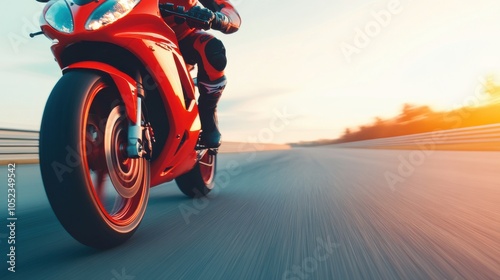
[159,3,208,23]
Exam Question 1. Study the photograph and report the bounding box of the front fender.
[63,62,138,123]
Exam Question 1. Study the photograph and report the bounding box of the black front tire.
[39,70,149,249]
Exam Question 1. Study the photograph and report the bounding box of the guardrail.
[333,123,500,150]
[0,129,39,164]
[2,124,500,164]
[0,129,292,164]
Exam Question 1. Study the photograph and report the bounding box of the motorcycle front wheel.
[39,70,149,249]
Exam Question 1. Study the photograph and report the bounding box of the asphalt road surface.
[1,148,500,280]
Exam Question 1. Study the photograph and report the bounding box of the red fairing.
[63,62,139,124]
[39,0,202,186]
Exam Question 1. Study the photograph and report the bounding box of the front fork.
[127,96,144,158]
[127,77,154,159]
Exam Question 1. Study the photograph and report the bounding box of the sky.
[2,0,500,144]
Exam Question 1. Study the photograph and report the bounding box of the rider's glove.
[186,6,215,30]
[211,12,231,33]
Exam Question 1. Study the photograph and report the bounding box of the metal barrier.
[2,124,500,164]
[0,129,39,163]
[333,123,500,150]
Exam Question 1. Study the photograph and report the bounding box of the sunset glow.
[2,0,500,143]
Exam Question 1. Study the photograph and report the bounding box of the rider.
[161,0,241,148]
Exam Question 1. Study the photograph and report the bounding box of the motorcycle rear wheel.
[175,149,217,198]
[39,70,149,249]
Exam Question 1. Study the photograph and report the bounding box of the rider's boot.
[197,76,227,148]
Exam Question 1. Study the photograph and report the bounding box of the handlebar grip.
[159,3,186,14]
[160,3,188,18]
[176,6,186,13]
[159,3,212,30]
[160,3,174,11]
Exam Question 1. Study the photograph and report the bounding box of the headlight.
[45,0,74,34]
[86,0,141,31]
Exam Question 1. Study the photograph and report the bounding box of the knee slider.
[205,38,227,72]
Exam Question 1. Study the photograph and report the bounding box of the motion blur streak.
[1,148,499,279]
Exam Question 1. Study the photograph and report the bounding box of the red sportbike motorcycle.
[35,0,218,248]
